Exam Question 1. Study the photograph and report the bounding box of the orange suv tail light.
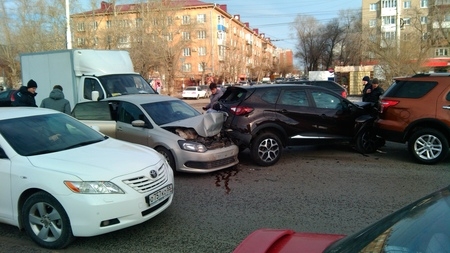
[380,99,399,113]
[231,106,254,116]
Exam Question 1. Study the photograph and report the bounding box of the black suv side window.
[71,101,112,120]
[311,91,341,109]
[279,90,309,106]
[260,89,280,104]
[385,81,437,98]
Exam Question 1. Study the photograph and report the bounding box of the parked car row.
[0,72,449,250]
[181,86,209,99]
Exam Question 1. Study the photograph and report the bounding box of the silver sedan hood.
[161,112,226,137]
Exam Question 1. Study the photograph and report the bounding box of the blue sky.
[219,0,362,51]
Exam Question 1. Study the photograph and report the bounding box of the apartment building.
[71,0,280,89]
[361,0,450,70]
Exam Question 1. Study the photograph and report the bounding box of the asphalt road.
[1,97,449,253]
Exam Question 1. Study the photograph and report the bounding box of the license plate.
[145,184,173,206]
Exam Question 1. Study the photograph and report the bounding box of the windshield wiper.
[62,139,104,150]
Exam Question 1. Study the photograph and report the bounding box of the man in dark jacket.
[40,85,71,114]
[361,76,372,102]
[12,79,38,107]
[202,82,223,112]
[365,78,384,105]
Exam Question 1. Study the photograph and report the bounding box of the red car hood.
[233,229,345,253]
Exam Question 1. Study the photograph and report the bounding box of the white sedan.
[0,107,174,249]
[182,86,207,99]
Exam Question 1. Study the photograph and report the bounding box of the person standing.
[365,78,384,106]
[361,76,372,102]
[202,82,223,112]
[12,79,38,107]
[40,85,71,114]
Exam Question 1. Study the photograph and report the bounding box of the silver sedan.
[71,94,239,173]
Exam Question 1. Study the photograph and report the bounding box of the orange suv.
[375,73,450,164]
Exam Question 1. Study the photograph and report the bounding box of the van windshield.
[98,74,156,97]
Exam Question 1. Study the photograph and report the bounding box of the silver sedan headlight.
[64,181,125,194]
[178,140,207,153]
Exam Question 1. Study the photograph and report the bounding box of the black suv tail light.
[230,106,254,116]
[380,99,399,113]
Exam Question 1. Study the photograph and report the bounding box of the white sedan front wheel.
[22,192,74,249]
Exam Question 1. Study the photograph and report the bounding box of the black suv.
[217,84,383,166]
[284,80,348,98]
[376,73,450,164]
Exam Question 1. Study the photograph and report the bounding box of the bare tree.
[292,15,327,72]
[0,0,67,86]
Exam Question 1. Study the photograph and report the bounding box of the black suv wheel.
[250,131,282,166]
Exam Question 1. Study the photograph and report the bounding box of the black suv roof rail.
[411,73,450,77]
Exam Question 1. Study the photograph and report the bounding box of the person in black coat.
[12,79,38,107]
[361,76,372,102]
[365,78,384,106]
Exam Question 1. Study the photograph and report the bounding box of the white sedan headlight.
[64,181,125,194]
[178,140,207,153]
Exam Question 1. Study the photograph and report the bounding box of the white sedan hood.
[162,112,226,137]
[27,138,162,180]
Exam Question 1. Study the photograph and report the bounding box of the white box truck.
[20,49,156,107]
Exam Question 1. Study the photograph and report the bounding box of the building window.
[182,15,190,25]
[197,14,206,23]
[198,47,206,56]
[106,20,112,29]
[402,33,411,41]
[166,32,173,41]
[445,14,450,22]
[420,16,428,24]
[119,36,129,44]
[382,0,397,8]
[402,17,411,25]
[217,15,224,25]
[370,3,377,11]
[435,48,449,56]
[77,22,85,32]
[182,48,191,56]
[403,0,411,8]
[90,21,98,30]
[136,18,143,28]
[182,31,191,40]
[77,38,85,46]
[382,16,396,25]
[436,0,450,5]
[420,0,428,8]
[197,30,206,39]
[198,63,204,72]
[369,19,377,27]
[217,31,224,40]
[167,16,173,25]
[383,31,396,40]
[182,63,191,72]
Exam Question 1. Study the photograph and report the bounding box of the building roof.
[75,0,215,15]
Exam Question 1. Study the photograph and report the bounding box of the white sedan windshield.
[0,113,105,156]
